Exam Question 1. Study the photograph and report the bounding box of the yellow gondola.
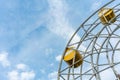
[98,8,116,24]
[63,47,83,68]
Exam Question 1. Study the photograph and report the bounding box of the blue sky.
[0,0,116,80]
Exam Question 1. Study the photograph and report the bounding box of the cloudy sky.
[0,0,117,80]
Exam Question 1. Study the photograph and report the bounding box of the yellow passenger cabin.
[63,47,83,68]
[98,8,116,24]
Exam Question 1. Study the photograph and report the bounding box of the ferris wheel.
[58,0,120,80]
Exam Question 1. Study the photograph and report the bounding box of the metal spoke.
[58,0,120,80]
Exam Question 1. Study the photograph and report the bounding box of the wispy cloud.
[8,70,35,80]
[55,54,62,62]
[47,0,86,51]
[0,51,11,67]
[46,0,87,79]
[0,51,36,80]
[16,63,28,71]
[7,63,35,80]
[47,0,79,41]
[46,1,86,79]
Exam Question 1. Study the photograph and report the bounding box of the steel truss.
[58,0,120,80]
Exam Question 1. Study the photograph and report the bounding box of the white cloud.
[8,63,35,80]
[47,0,79,41]
[0,51,10,67]
[48,71,57,80]
[20,71,35,80]
[47,0,86,51]
[16,63,27,70]
[8,70,19,80]
[8,70,35,80]
[0,51,36,80]
[55,55,62,62]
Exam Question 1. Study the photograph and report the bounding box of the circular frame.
[58,0,120,80]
